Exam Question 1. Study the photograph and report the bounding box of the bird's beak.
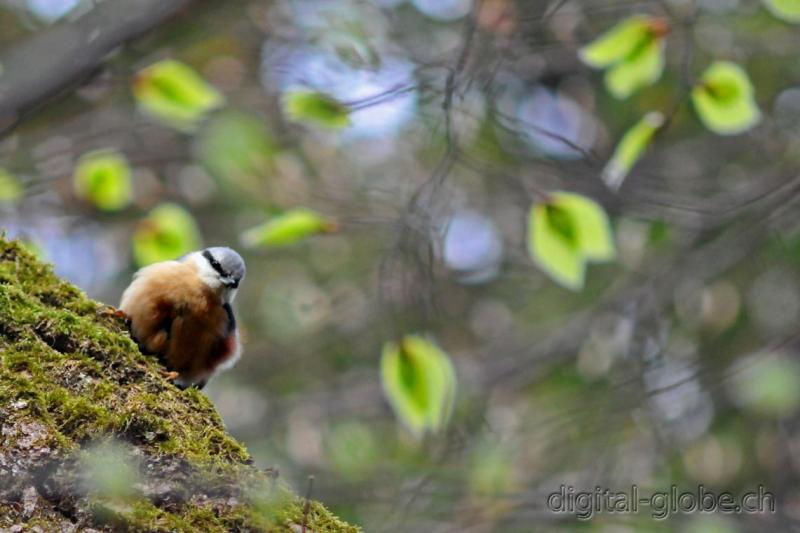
[222,277,239,289]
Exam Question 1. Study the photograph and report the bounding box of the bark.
[0,236,358,532]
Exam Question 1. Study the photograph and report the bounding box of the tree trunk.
[0,236,357,532]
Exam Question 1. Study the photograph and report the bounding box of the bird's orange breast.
[120,261,237,386]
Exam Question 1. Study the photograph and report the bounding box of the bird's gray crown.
[202,247,246,282]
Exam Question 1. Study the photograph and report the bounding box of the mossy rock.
[0,236,359,532]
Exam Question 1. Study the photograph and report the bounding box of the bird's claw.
[160,370,180,381]
[99,306,130,324]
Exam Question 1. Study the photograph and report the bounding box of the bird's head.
[185,247,246,303]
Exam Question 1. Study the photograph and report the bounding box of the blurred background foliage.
[2,0,800,530]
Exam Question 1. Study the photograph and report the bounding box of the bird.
[119,246,246,389]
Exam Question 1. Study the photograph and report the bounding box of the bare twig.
[301,475,315,533]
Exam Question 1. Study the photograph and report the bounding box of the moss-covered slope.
[0,236,358,532]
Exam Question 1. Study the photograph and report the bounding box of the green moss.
[0,235,359,532]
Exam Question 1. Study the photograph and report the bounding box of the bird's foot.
[160,370,180,381]
[99,307,130,326]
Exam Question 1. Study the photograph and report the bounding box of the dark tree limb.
[0,0,194,135]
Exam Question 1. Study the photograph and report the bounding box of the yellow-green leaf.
[0,169,23,204]
[240,209,337,248]
[73,150,132,212]
[196,111,276,193]
[282,90,351,129]
[579,16,654,68]
[133,60,224,131]
[763,0,800,23]
[528,203,586,290]
[602,111,664,190]
[528,192,616,291]
[691,61,761,135]
[604,37,664,99]
[580,16,667,98]
[554,193,616,262]
[380,335,456,438]
[132,203,202,267]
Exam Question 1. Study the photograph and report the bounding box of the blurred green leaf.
[0,169,23,204]
[604,37,664,99]
[326,420,378,479]
[648,219,671,246]
[469,439,517,497]
[282,90,351,129]
[602,111,664,190]
[380,335,456,438]
[579,16,667,98]
[580,16,653,68]
[73,150,132,212]
[132,203,202,267]
[555,194,616,262]
[529,204,585,290]
[691,61,761,135]
[763,0,800,23]
[240,209,337,248]
[528,192,616,291]
[133,59,224,131]
[81,442,137,501]
[196,111,276,193]
[734,357,800,417]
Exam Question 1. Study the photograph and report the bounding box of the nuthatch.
[120,247,246,389]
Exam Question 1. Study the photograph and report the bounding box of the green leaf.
[554,193,616,261]
[734,357,800,417]
[326,421,378,480]
[604,37,664,99]
[132,203,202,267]
[579,16,667,98]
[196,111,276,193]
[691,61,761,135]
[528,204,586,290]
[528,192,616,291]
[763,0,800,23]
[0,169,23,204]
[579,16,654,68]
[282,90,351,129]
[602,111,664,190]
[133,60,224,131]
[380,335,456,438]
[240,209,337,248]
[73,150,133,212]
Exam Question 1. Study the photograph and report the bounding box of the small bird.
[119,247,246,389]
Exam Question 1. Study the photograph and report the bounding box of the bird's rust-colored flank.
[120,260,237,387]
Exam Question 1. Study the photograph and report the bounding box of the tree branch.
[0,0,195,135]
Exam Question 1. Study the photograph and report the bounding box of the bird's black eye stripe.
[202,250,228,277]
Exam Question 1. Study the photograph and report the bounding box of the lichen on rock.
[0,236,359,532]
